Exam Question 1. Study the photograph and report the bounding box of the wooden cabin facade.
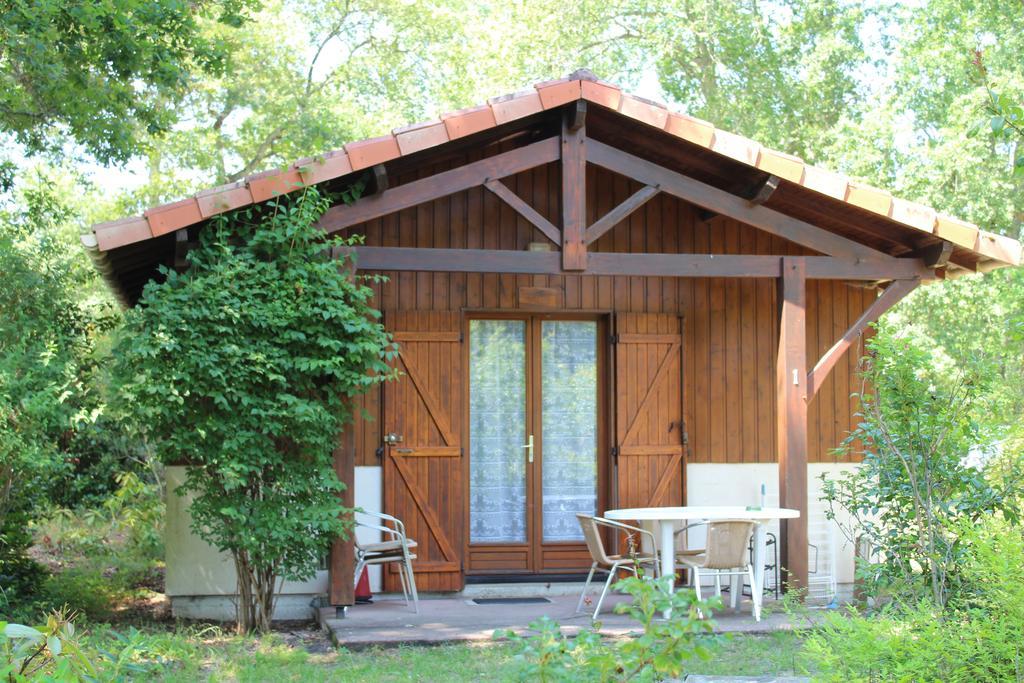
[86,72,1022,617]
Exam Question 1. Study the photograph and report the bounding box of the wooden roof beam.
[347,247,931,280]
[747,175,781,205]
[587,139,895,263]
[916,240,954,268]
[318,137,560,233]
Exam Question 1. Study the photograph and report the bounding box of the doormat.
[472,597,552,605]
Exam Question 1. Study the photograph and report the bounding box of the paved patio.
[320,590,823,648]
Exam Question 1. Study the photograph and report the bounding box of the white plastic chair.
[354,511,419,613]
[575,514,660,619]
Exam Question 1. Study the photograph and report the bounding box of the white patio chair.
[676,519,760,621]
[575,514,660,619]
[354,510,419,613]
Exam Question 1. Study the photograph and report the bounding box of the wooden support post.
[561,114,587,270]
[329,420,356,607]
[777,257,809,593]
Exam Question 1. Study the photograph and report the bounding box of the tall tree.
[0,0,254,180]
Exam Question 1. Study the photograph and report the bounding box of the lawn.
[75,624,805,681]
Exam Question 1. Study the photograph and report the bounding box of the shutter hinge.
[375,445,384,462]
[611,446,619,464]
[610,333,619,344]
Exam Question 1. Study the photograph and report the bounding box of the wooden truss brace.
[483,179,561,246]
[586,139,897,264]
[805,278,920,399]
[585,184,661,245]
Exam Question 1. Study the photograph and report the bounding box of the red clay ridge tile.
[296,150,353,185]
[756,149,805,184]
[977,232,1023,265]
[393,120,449,156]
[248,168,305,203]
[665,112,714,147]
[145,198,202,237]
[195,181,253,218]
[442,104,497,140]
[802,165,848,200]
[890,198,937,233]
[618,93,669,129]
[935,214,979,249]
[710,130,761,166]
[488,90,544,125]
[94,216,151,251]
[845,182,892,217]
[580,79,621,110]
[535,78,582,109]
[345,135,401,171]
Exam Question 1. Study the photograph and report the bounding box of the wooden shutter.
[613,313,685,509]
[383,311,464,592]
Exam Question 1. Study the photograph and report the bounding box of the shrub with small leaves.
[111,187,395,633]
[499,575,722,682]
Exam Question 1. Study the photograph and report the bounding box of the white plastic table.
[604,506,800,617]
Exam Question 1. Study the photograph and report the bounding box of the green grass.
[74,626,806,681]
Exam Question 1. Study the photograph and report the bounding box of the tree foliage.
[822,329,1023,609]
[111,187,394,633]
[0,168,118,584]
[0,0,256,172]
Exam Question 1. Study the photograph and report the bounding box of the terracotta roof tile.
[196,182,253,218]
[802,165,849,201]
[297,150,353,186]
[580,79,621,110]
[664,112,715,147]
[248,168,305,203]
[756,148,805,184]
[890,198,937,234]
[488,90,544,125]
[977,231,1022,264]
[442,104,497,140]
[345,135,401,170]
[89,70,1020,269]
[845,182,893,218]
[392,120,449,156]
[935,214,980,250]
[617,93,669,129]
[94,216,151,251]
[710,130,761,166]
[535,78,581,109]
[145,198,202,237]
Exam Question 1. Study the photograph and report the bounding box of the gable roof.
[85,70,1021,304]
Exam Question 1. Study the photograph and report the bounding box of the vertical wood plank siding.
[348,157,872,467]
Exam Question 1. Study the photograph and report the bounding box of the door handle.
[522,434,534,463]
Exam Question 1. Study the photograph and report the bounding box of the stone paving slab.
[321,593,820,648]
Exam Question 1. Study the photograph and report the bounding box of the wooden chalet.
[86,71,1022,614]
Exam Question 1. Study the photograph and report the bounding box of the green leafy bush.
[821,328,1022,608]
[804,516,1024,682]
[501,576,721,682]
[111,187,394,633]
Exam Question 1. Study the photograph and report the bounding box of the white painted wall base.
[354,466,383,592]
[164,467,328,614]
[686,462,858,587]
[170,593,323,622]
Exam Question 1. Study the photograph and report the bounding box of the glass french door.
[466,314,603,574]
